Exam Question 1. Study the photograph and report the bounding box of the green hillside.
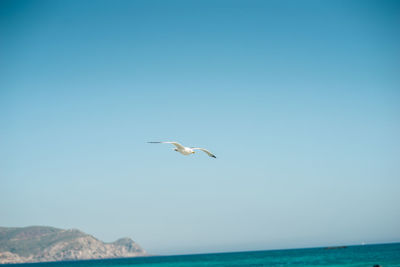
[0,226,88,257]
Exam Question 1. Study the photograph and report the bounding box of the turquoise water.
[8,243,400,267]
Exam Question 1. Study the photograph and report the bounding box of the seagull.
[148,141,216,158]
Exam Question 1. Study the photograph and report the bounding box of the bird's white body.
[174,146,195,155]
[148,141,216,158]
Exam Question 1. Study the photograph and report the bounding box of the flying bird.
[148,141,216,158]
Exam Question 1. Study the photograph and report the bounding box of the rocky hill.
[0,226,147,264]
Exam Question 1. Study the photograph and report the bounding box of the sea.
[7,243,400,267]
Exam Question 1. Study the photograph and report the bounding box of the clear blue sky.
[1,0,399,255]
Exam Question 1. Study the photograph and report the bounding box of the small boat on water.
[324,246,347,250]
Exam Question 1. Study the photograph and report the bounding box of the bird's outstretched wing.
[191,148,217,158]
[147,141,185,150]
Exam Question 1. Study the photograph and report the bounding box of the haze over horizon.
[1,0,399,255]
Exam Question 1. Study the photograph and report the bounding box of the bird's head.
[192,151,195,154]
[174,148,178,152]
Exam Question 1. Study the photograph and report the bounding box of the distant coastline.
[0,226,147,264]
